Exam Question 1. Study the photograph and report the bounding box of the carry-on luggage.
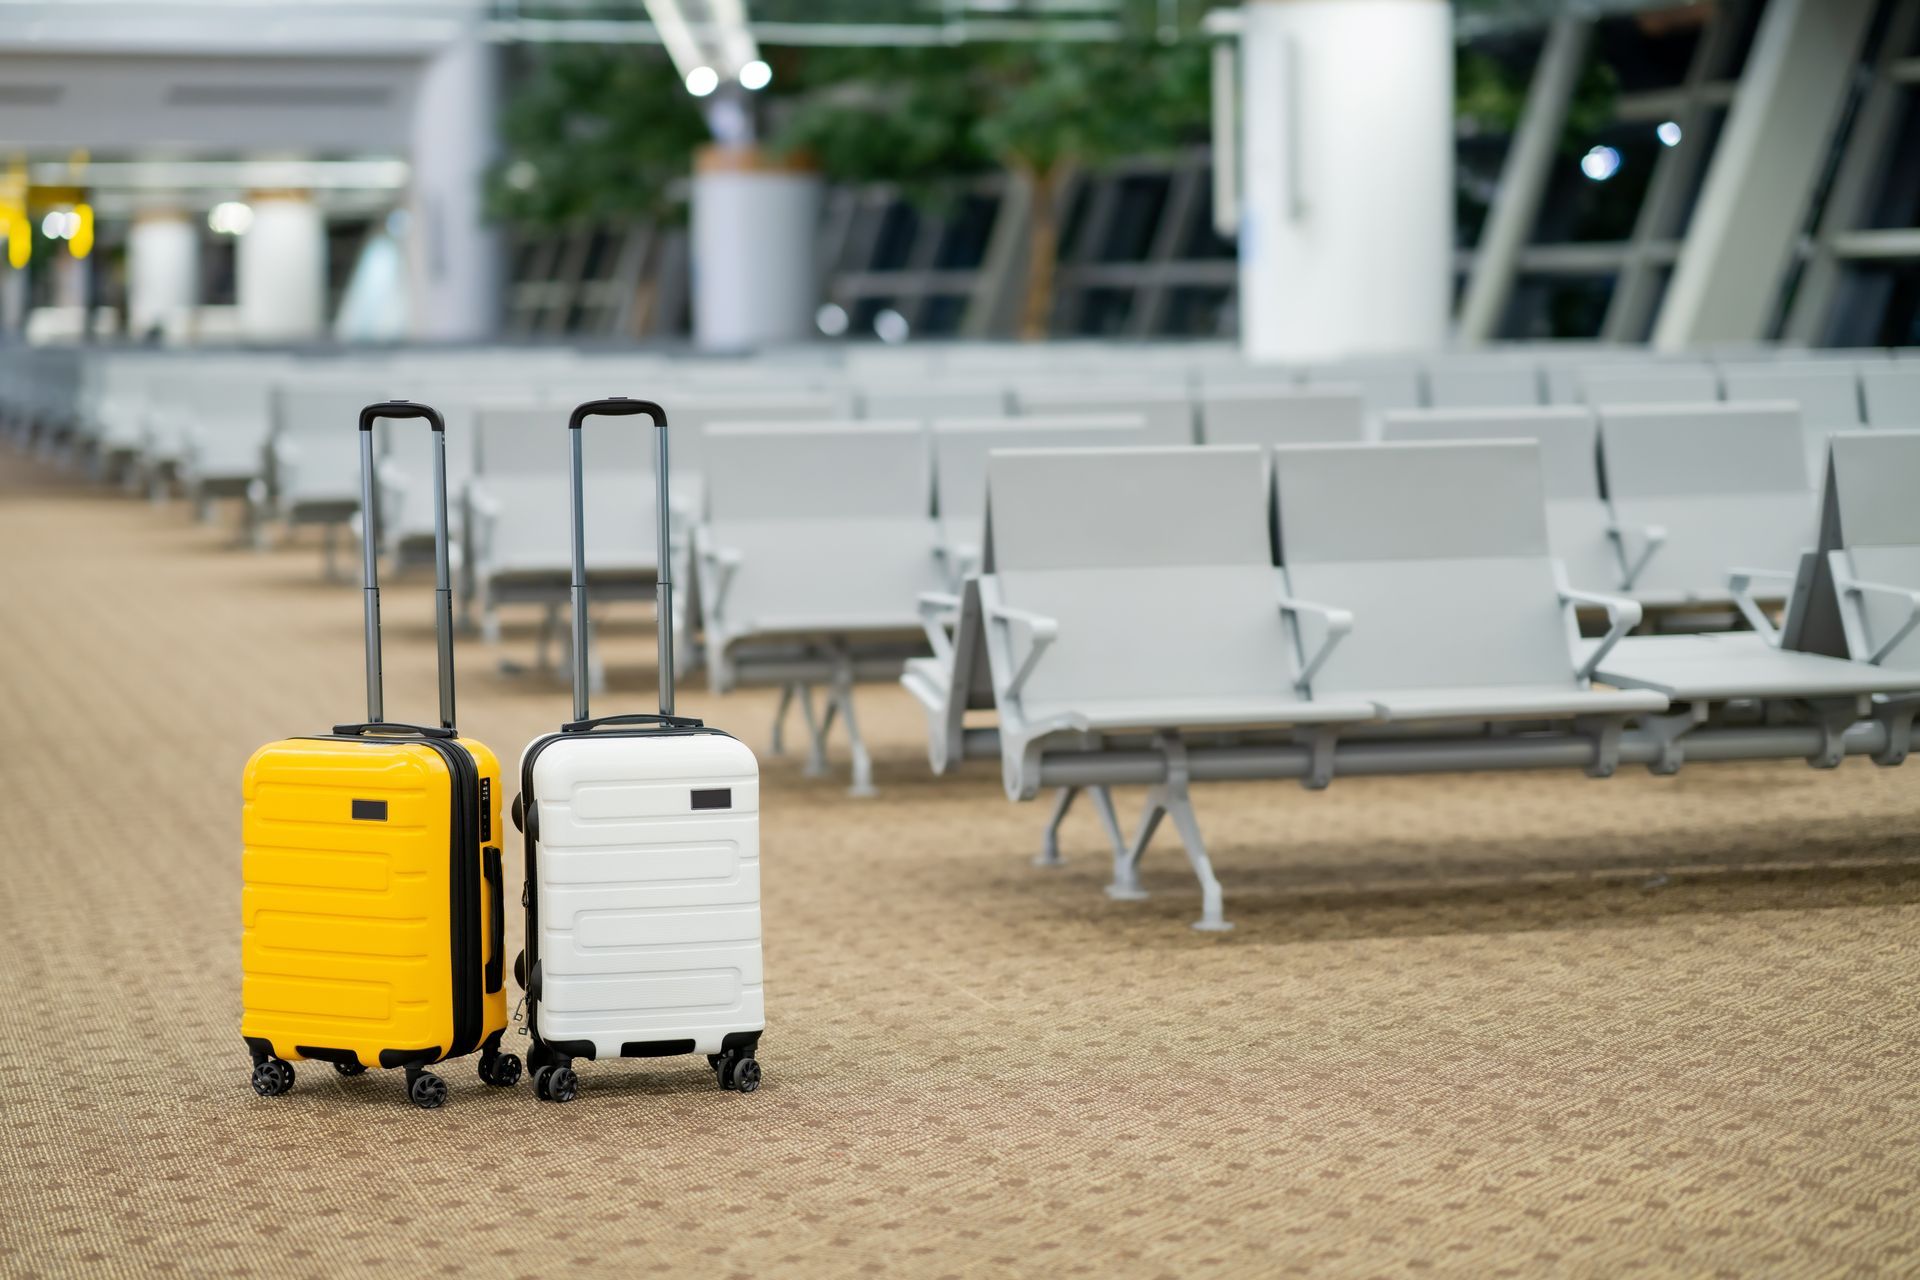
[511,397,765,1104]
[241,401,518,1110]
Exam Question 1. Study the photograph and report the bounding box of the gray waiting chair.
[1823,430,1920,671]
[1273,439,1663,726]
[930,414,1146,586]
[1423,360,1543,409]
[1860,366,1920,429]
[694,422,945,796]
[1197,386,1366,447]
[1578,364,1720,407]
[1596,402,1814,609]
[1379,406,1619,594]
[1719,362,1863,483]
[979,444,1375,930]
[1011,383,1194,444]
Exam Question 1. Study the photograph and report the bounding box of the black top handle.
[357,400,457,734]
[566,397,674,726]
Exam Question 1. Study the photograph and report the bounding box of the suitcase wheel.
[479,1050,523,1089]
[714,1051,761,1094]
[533,1064,577,1104]
[407,1070,448,1110]
[249,1057,295,1098]
[333,1060,367,1078]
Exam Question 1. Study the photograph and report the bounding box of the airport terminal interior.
[4,0,1920,1275]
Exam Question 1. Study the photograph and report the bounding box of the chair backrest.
[473,404,659,477]
[701,424,939,631]
[1303,362,1424,415]
[1011,383,1194,444]
[1719,362,1861,429]
[932,415,1145,530]
[1275,441,1574,694]
[985,446,1307,708]
[1597,402,1815,598]
[862,384,1009,421]
[1379,406,1599,500]
[704,422,930,521]
[1579,364,1720,407]
[1860,366,1920,429]
[1424,361,1543,409]
[1198,387,1366,446]
[1827,429,1920,665]
[668,389,855,473]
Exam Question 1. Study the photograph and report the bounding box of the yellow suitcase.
[241,401,515,1109]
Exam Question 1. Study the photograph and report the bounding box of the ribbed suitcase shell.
[242,736,508,1069]
[522,730,763,1059]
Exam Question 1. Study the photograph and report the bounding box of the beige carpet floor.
[2,447,1918,1278]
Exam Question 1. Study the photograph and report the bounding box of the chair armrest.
[917,591,962,666]
[1276,593,1353,694]
[1606,522,1667,591]
[1726,566,1796,645]
[700,544,744,620]
[984,600,1060,701]
[1560,586,1641,680]
[932,541,982,588]
[1836,573,1920,665]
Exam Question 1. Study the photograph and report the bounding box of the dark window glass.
[1864,87,1920,230]
[1163,286,1231,336]
[1709,0,1767,80]
[1075,287,1134,335]
[1100,174,1170,262]
[202,234,237,306]
[1826,264,1920,347]
[1530,122,1660,243]
[870,202,920,272]
[850,295,893,335]
[919,294,968,335]
[933,193,998,270]
[1501,272,1617,339]
[1457,133,1510,248]
[580,228,615,281]
[1594,12,1703,91]
[1055,178,1093,261]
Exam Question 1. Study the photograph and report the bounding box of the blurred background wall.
[0,0,1915,355]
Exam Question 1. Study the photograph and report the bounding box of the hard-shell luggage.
[241,401,518,1110]
[512,398,765,1104]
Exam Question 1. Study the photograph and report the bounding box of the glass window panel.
[1530,121,1661,243]
[870,202,920,272]
[1595,12,1704,92]
[1663,106,1728,239]
[933,193,998,270]
[1500,272,1617,339]
[1163,286,1231,336]
[1100,174,1170,262]
[1183,176,1237,260]
[919,294,969,335]
[1863,87,1920,230]
[1075,287,1134,335]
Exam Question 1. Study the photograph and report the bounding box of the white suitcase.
[512,398,765,1104]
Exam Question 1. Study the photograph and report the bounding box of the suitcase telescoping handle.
[566,397,691,727]
[346,400,458,735]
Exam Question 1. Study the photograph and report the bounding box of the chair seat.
[1584,634,1920,700]
[1021,692,1374,732]
[1368,683,1668,722]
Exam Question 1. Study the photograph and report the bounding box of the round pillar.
[237,190,327,342]
[691,146,821,352]
[127,209,200,342]
[1237,0,1454,361]
[408,24,500,340]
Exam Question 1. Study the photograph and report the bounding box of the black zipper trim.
[517,724,736,1051]
[305,733,484,1062]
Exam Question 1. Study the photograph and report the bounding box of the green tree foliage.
[487,44,709,226]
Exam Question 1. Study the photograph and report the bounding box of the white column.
[408,24,500,340]
[237,191,327,341]
[691,146,821,352]
[1238,0,1454,362]
[1652,0,1876,350]
[127,209,200,342]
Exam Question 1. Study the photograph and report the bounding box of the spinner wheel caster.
[407,1070,448,1110]
[534,1064,578,1103]
[333,1060,367,1078]
[250,1057,295,1097]
[479,1051,522,1088]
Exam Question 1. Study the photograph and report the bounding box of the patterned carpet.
[2,448,1918,1277]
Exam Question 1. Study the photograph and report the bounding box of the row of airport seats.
[903,431,1920,929]
[3,341,1918,804]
